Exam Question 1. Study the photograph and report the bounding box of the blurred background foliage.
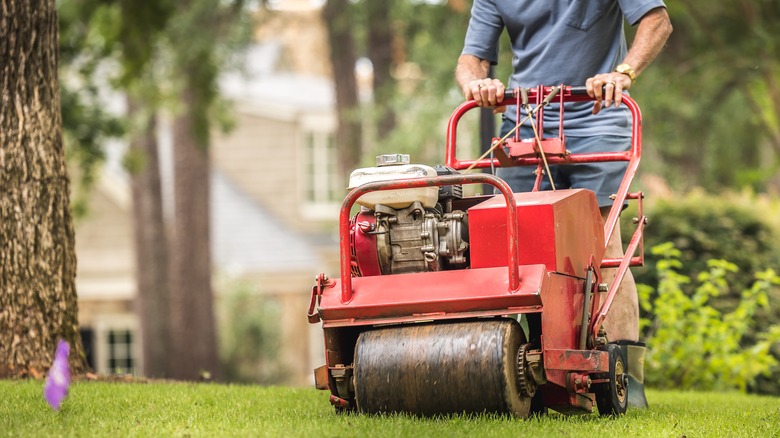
[217,280,288,385]
[634,1,780,192]
[639,243,780,394]
[623,191,780,394]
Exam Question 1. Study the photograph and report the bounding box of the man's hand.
[587,7,672,115]
[463,78,506,109]
[456,54,506,113]
[586,73,633,115]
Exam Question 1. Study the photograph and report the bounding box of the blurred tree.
[323,0,363,175]
[58,0,124,216]
[168,79,222,381]
[57,0,177,379]
[126,94,172,379]
[0,0,87,377]
[323,0,476,171]
[100,0,174,377]
[165,0,253,381]
[380,0,479,165]
[118,0,175,380]
[58,0,166,379]
[56,0,252,380]
[366,1,397,140]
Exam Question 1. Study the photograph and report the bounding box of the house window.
[107,329,136,375]
[301,130,341,219]
[91,314,142,376]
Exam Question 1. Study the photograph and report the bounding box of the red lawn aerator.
[307,85,646,417]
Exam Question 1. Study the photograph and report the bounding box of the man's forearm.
[456,54,506,106]
[622,7,673,78]
[456,55,491,95]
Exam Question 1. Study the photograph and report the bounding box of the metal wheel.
[353,319,532,417]
[594,344,628,416]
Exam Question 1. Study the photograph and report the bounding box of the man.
[456,1,672,408]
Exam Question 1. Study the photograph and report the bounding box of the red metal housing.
[468,189,605,278]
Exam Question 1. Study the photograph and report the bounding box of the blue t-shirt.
[462,0,666,137]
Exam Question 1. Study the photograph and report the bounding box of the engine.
[348,156,470,276]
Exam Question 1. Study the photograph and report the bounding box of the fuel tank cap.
[376,154,410,167]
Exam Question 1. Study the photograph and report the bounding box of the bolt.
[598,283,608,292]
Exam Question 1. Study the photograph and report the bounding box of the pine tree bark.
[323,0,362,175]
[127,96,170,378]
[168,85,221,381]
[366,1,397,139]
[0,0,86,377]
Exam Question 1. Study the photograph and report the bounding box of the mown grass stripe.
[1,380,779,437]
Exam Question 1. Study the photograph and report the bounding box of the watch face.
[616,64,635,80]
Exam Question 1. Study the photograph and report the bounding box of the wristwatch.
[614,63,637,82]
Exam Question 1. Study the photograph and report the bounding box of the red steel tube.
[338,174,521,303]
[444,86,646,342]
[591,215,646,339]
[444,87,643,257]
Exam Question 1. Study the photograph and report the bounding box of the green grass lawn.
[1,380,779,437]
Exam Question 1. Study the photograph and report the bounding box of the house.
[75,5,340,386]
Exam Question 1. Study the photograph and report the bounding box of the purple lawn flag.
[44,339,71,411]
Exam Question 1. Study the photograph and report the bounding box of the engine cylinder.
[350,201,469,276]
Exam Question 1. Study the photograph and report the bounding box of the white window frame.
[92,313,143,376]
[298,113,341,220]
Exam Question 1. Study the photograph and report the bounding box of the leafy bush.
[640,243,780,392]
[217,280,289,384]
[626,190,780,393]
[630,190,780,298]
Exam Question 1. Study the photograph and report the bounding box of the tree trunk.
[0,0,86,377]
[127,96,171,378]
[323,0,363,175]
[366,1,397,140]
[167,85,221,381]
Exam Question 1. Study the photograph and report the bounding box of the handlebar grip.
[494,85,601,104]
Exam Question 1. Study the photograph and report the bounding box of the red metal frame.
[444,85,646,342]
[338,173,521,303]
[310,85,648,415]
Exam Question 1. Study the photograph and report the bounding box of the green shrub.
[624,190,780,393]
[640,243,780,392]
[217,280,289,384]
[630,190,780,298]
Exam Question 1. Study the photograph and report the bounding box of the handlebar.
[445,85,642,171]
[445,84,644,272]
[489,85,609,103]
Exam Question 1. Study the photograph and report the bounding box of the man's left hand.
[586,73,633,115]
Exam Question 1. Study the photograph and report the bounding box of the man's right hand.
[463,77,506,108]
[456,55,507,113]
[463,78,507,114]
